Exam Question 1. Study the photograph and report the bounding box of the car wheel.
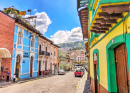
[75,75,76,77]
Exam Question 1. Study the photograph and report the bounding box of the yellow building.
[77,0,130,93]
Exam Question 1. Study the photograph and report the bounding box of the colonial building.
[78,0,130,93]
[38,36,59,76]
[38,36,52,76]
[0,11,15,81]
[51,44,59,74]
[10,14,41,80]
[0,7,59,81]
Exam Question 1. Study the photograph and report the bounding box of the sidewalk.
[76,71,92,93]
[0,74,55,88]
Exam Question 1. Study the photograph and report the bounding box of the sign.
[94,53,97,64]
[23,52,29,57]
[19,11,26,16]
[112,39,115,43]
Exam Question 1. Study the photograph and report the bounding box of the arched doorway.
[30,56,33,77]
[0,48,11,80]
[16,55,21,78]
[106,34,130,92]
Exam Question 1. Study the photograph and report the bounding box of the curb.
[75,71,87,93]
[0,74,57,88]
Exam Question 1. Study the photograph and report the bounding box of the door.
[30,56,33,77]
[114,43,129,93]
[45,61,47,70]
[39,61,41,75]
[16,62,20,78]
[16,55,20,78]
[94,64,98,93]
[50,63,52,74]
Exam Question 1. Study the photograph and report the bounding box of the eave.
[89,2,130,34]
[78,8,88,39]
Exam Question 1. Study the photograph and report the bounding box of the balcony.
[45,52,50,57]
[39,51,45,56]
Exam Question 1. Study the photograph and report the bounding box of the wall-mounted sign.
[23,52,29,57]
[112,39,115,43]
[94,53,97,64]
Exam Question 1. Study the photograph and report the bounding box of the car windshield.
[60,70,64,71]
[76,70,81,72]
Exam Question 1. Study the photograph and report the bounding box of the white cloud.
[51,27,83,44]
[25,12,51,34]
[33,9,37,11]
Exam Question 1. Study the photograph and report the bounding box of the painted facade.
[11,23,39,79]
[0,8,59,81]
[51,44,59,74]
[38,37,51,76]
[0,11,15,81]
[38,37,59,76]
[78,0,130,93]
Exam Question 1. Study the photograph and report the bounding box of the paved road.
[0,72,81,93]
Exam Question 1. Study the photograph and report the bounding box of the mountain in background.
[57,40,87,50]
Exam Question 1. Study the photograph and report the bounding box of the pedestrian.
[6,70,10,82]
[13,74,16,83]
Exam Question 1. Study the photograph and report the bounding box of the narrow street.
[0,72,81,93]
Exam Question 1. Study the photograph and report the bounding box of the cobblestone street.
[0,72,81,93]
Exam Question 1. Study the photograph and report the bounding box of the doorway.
[30,56,33,77]
[94,64,98,93]
[39,61,41,75]
[114,43,129,93]
[50,63,52,74]
[16,55,21,78]
[45,61,47,70]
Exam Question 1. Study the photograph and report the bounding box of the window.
[26,30,28,35]
[54,51,55,56]
[18,31,22,44]
[31,35,34,47]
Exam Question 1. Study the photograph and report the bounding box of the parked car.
[58,70,66,75]
[80,68,85,74]
[74,69,83,77]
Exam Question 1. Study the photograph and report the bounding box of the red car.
[74,69,83,77]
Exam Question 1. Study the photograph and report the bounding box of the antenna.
[25,9,37,27]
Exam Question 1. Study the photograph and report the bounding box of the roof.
[77,0,88,39]
[40,35,53,43]
[51,43,60,48]
[77,0,89,10]
[15,17,42,35]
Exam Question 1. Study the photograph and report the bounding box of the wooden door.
[45,61,47,70]
[39,61,41,75]
[30,57,33,77]
[50,63,52,74]
[16,62,20,78]
[94,64,98,93]
[114,43,129,93]
[16,55,20,78]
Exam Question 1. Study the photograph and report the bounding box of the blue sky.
[0,0,83,44]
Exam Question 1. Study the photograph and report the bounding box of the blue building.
[11,18,42,80]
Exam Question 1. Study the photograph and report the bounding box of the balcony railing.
[39,51,45,55]
[45,52,50,56]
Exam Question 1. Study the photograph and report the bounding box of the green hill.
[58,40,87,49]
